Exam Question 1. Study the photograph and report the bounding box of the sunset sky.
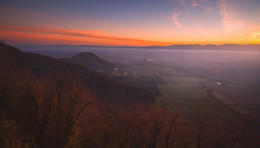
[0,0,260,46]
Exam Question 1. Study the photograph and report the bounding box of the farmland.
[98,48,260,122]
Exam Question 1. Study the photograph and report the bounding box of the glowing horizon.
[0,0,260,46]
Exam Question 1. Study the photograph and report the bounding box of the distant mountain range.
[22,44,260,50]
[12,43,260,59]
[144,44,260,50]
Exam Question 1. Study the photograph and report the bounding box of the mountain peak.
[62,52,117,71]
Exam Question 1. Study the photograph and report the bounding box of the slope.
[62,52,116,71]
[0,43,154,104]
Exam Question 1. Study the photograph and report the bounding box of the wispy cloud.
[0,20,20,24]
[173,0,199,7]
[169,13,183,28]
[217,0,243,33]
[192,0,198,7]
[0,6,91,26]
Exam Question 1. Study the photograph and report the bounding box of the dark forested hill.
[0,43,155,147]
[61,52,122,77]
[62,52,116,71]
[0,43,154,104]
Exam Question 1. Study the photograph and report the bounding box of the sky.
[0,0,260,46]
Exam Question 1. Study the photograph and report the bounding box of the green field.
[158,71,236,120]
[115,61,237,121]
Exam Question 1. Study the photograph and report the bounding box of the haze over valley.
[1,0,260,147]
[20,44,260,119]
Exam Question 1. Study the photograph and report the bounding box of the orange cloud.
[0,25,170,46]
[250,32,260,44]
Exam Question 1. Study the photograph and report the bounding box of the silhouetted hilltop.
[0,43,154,104]
[62,52,116,71]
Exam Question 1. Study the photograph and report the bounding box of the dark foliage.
[0,43,259,148]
